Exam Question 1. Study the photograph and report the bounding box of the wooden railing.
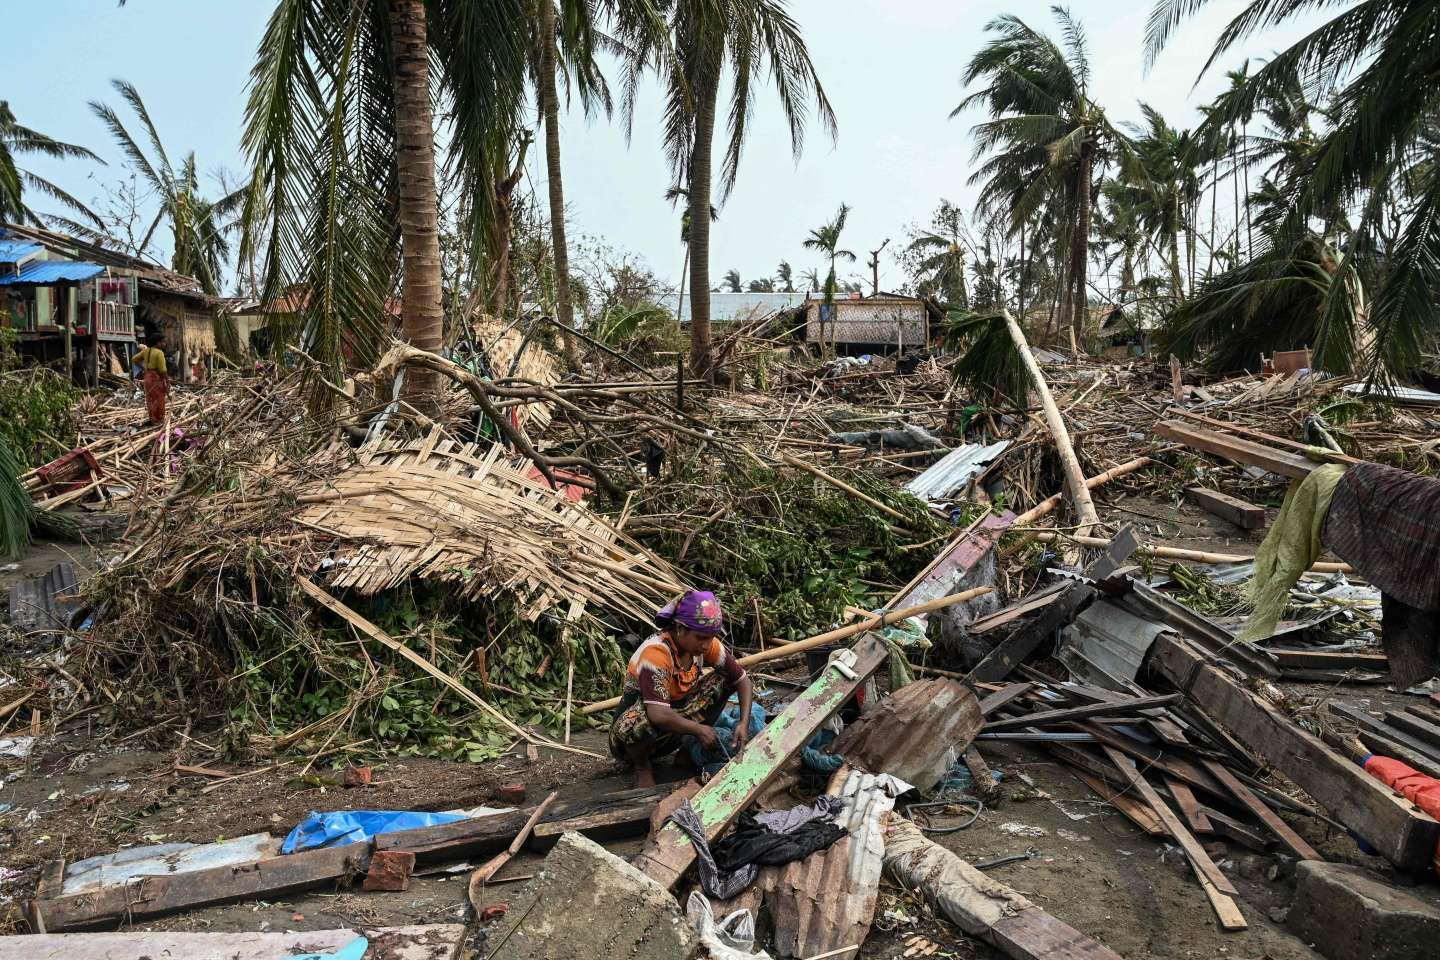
[93,300,135,341]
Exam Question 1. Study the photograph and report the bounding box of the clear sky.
[6,1,1324,294]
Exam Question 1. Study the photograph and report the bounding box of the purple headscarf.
[655,590,725,635]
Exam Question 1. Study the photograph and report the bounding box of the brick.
[362,850,415,892]
[1288,860,1440,960]
[343,765,372,787]
[490,782,528,805]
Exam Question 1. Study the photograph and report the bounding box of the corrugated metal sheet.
[1343,382,1440,406]
[0,239,43,264]
[0,260,105,285]
[675,291,807,324]
[763,768,906,959]
[8,561,83,634]
[1058,599,1171,689]
[904,440,1011,502]
[833,678,983,792]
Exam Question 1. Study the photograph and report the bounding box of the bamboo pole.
[1031,532,1353,573]
[580,586,993,715]
[1013,457,1153,526]
[1004,311,1098,535]
[779,452,913,526]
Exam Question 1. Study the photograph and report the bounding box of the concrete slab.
[0,924,465,960]
[488,831,697,960]
[1288,860,1440,960]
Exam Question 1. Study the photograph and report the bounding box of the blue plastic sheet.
[292,937,368,960]
[281,810,469,854]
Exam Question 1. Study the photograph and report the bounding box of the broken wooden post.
[1012,457,1151,526]
[1003,311,1098,535]
[1170,355,1184,407]
[1148,634,1440,870]
[883,817,1125,960]
[1153,420,1317,479]
[1185,487,1265,530]
[634,634,890,889]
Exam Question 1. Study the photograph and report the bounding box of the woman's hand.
[730,724,750,753]
[694,725,719,750]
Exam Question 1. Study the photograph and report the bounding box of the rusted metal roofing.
[8,561,83,635]
[834,677,984,792]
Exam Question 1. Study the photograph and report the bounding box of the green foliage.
[0,433,31,559]
[0,328,79,467]
[943,308,1030,407]
[614,464,951,643]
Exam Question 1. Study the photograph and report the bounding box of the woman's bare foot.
[634,765,657,788]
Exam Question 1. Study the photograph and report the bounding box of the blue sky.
[7,1,1324,294]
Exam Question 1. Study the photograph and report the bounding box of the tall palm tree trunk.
[686,71,720,378]
[539,0,580,368]
[1016,220,1027,321]
[1069,153,1093,339]
[389,0,445,406]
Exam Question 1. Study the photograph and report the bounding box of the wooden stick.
[1004,310,1098,535]
[779,452,913,526]
[580,586,994,715]
[1030,532,1353,573]
[467,789,559,912]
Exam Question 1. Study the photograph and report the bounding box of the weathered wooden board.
[979,682,1038,716]
[1,925,465,960]
[1270,649,1388,671]
[1185,487,1265,529]
[1165,777,1213,834]
[983,694,1181,731]
[636,634,890,890]
[1201,759,1321,862]
[1154,421,1316,479]
[1149,635,1440,870]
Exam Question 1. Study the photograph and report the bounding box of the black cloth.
[711,812,847,873]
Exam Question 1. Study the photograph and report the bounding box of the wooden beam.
[1148,634,1440,870]
[635,634,890,890]
[979,682,1038,716]
[983,694,1182,732]
[1329,703,1440,779]
[1197,807,1275,852]
[1185,487,1265,530]
[1154,420,1316,479]
[1165,777,1213,834]
[1385,709,1440,752]
[1270,649,1388,671]
[1102,748,1247,931]
[968,525,1140,683]
[1201,759,1321,862]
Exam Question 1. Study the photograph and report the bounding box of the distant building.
[801,292,940,351]
[0,222,216,382]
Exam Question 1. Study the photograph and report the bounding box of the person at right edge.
[609,590,753,787]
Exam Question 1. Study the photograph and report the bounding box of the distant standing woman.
[610,591,753,787]
[134,335,169,424]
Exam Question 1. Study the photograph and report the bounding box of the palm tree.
[776,260,795,292]
[618,0,835,376]
[1125,103,1203,303]
[800,267,820,292]
[0,101,101,227]
[906,200,970,308]
[958,8,1124,340]
[722,268,742,293]
[533,0,613,367]
[1146,0,1440,377]
[746,277,775,292]
[664,184,717,328]
[802,203,856,352]
[89,81,244,297]
[240,0,530,406]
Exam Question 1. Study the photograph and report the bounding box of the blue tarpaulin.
[281,810,470,854]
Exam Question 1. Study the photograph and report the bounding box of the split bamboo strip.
[1031,532,1353,573]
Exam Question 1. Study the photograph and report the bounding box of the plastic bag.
[685,890,773,959]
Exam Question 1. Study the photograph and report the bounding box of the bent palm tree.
[89,80,244,296]
[1147,0,1440,377]
[0,101,101,227]
[618,0,835,376]
[241,0,529,405]
[958,8,1124,339]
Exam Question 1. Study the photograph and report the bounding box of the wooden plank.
[966,585,1068,635]
[1185,487,1265,530]
[31,790,663,931]
[1149,634,1440,870]
[1270,649,1389,670]
[1165,777,1213,834]
[34,859,65,902]
[984,693,1182,731]
[884,817,1125,960]
[1073,722,1227,797]
[635,634,890,890]
[968,526,1141,683]
[1198,807,1275,852]
[979,682,1038,716]
[0,925,466,960]
[1101,747,1239,899]
[1385,709,1440,751]
[1065,765,1166,836]
[1200,759,1321,861]
[1153,420,1315,479]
